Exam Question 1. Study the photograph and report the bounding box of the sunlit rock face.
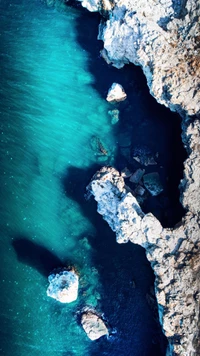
[47,269,79,303]
[106,82,127,102]
[180,119,200,215]
[86,167,200,356]
[81,311,109,340]
[78,0,200,118]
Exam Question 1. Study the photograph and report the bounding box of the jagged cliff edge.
[75,0,200,355]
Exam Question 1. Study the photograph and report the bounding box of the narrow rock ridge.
[86,166,200,356]
[78,0,200,118]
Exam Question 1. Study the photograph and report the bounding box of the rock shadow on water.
[12,236,64,277]
[61,165,168,356]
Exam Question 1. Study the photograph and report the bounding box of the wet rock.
[132,146,157,166]
[108,108,120,124]
[90,135,109,156]
[134,185,146,197]
[47,268,79,303]
[143,172,163,196]
[81,311,109,340]
[106,83,127,103]
[129,168,145,184]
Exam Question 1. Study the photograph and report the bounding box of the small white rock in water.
[47,269,79,303]
[81,311,108,340]
[106,83,127,103]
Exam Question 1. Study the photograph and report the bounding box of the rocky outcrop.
[86,166,200,356]
[106,82,127,102]
[47,268,79,303]
[79,0,200,117]
[75,1,200,353]
[81,310,109,340]
[180,119,200,215]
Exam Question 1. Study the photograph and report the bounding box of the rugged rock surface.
[81,310,109,340]
[86,166,200,356]
[106,82,127,102]
[47,268,79,303]
[76,1,200,354]
[78,0,200,117]
[180,119,200,215]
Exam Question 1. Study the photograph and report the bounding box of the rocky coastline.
[76,0,200,355]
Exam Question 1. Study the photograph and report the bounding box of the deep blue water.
[0,0,185,355]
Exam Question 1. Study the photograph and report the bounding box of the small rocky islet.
[47,267,109,340]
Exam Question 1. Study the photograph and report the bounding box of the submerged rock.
[132,146,157,166]
[90,135,109,156]
[108,108,120,124]
[143,172,163,196]
[129,168,145,184]
[106,83,127,103]
[81,311,109,340]
[47,268,79,303]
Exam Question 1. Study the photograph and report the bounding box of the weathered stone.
[47,269,79,303]
[129,168,145,184]
[134,185,146,196]
[97,0,200,117]
[81,311,108,340]
[143,172,163,196]
[86,167,200,356]
[106,83,127,103]
[132,146,157,166]
[121,167,132,178]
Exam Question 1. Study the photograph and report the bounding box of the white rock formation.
[47,269,79,303]
[86,166,200,356]
[106,82,127,102]
[76,0,200,354]
[78,0,200,117]
[81,311,109,340]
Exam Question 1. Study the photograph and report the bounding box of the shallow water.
[0,0,184,355]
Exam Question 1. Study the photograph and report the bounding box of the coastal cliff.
[76,0,200,354]
[78,0,200,118]
[86,167,200,356]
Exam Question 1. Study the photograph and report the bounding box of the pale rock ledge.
[86,166,200,356]
[47,268,79,303]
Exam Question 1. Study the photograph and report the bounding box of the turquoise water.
[0,0,184,355]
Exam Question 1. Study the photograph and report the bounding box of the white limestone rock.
[87,167,200,356]
[47,269,79,303]
[108,108,120,124]
[106,83,127,103]
[81,311,109,340]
